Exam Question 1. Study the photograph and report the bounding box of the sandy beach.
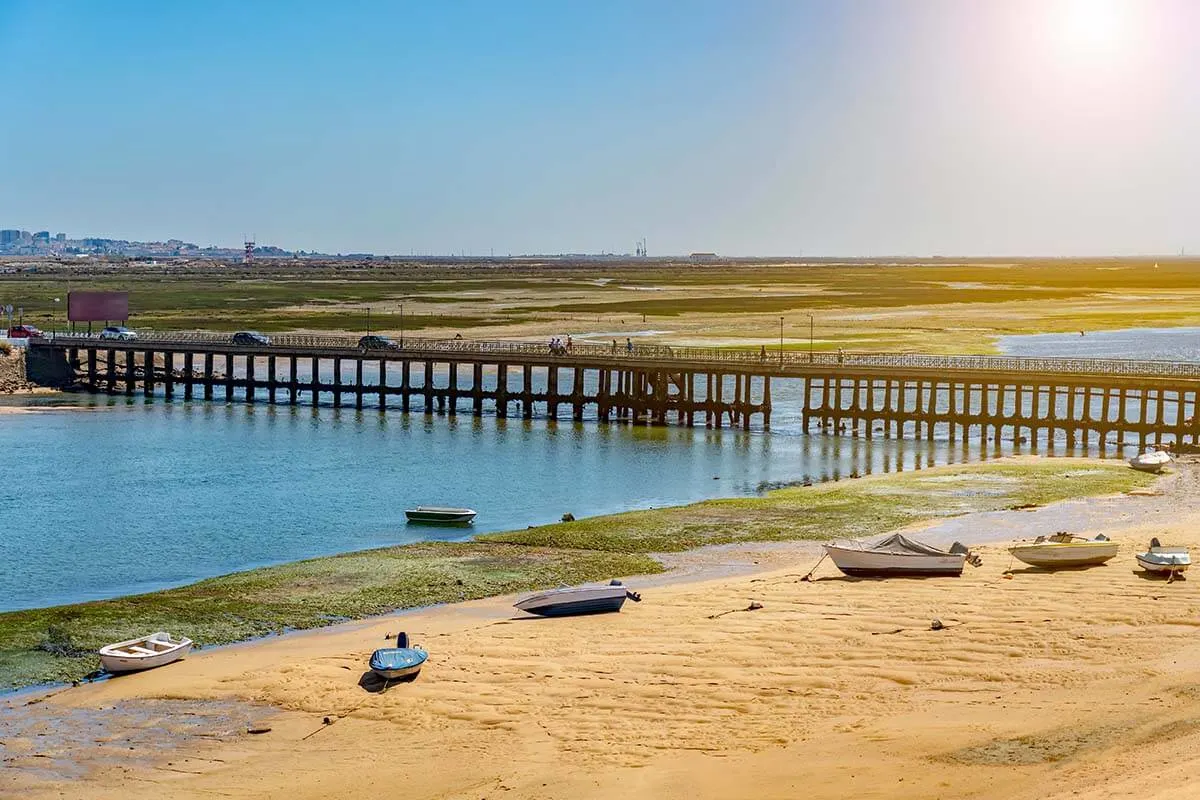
[5,465,1200,799]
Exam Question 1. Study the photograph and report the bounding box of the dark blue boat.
[369,632,428,680]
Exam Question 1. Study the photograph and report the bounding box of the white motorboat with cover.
[1008,532,1118,568]
[404,506,477,524]
[822,534,974,577]
[1130,450,1172,473]
[1136,537,1190,578]
[98,632,193,673]
[514,580,642,617]
[369,632,428,680]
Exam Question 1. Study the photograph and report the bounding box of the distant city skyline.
[2,1,1198,257]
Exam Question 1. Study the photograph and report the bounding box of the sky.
[1,0,1198,256]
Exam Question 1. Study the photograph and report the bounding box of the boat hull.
[369,647,427,680]
[1009,542,1118,568]
[823,546,965,577]
[98,635,192,673]
[405,509,477,524]
[515,585,630,617]
[1136,550,1191,573]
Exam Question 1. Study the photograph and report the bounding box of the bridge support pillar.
[378,359,387,409]
[496,363,508,418]
[401,361,411,412]
[355,359,364,410]
[332,359,342,408]
[183,352,194,400]
[310,357,320,407]
[573,367,586,421]
[288,357,298,405]
[472,363,483,415]
[163,352,174,398]
[245,355,256,404]
[203,353,214,400]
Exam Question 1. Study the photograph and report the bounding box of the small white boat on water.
[98,632,192,673]
[404,506,477,524]
[1009,532,1118,569]
[1130,450,1172,473]
[822,534,973,577]
[515,580,642,617]
[1136,537,1191,578]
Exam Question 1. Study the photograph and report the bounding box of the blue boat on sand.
[514,580,642,617]
[369,633,428,680]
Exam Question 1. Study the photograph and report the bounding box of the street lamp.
[365,307,371,338]
[807,314,814,363]
[53,297,61,336]
[779,316,784,366]
[399,302,404,348]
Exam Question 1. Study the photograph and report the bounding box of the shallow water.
[997,326,1200,361]
[0,386,998,612]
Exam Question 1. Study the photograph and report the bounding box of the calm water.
[998,326,1200,361]
[2,385,985,612]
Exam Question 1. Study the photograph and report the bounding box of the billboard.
[68,291,129,323]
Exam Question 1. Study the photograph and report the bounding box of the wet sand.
[6,467,1200,799]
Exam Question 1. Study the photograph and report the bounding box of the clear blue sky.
[1,0,1197,256]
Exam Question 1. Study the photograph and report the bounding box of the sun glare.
[1059,0,1128,54]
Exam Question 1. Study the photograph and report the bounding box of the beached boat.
[369,633,428,681]
[1009,532,1118,568]
[1136,537,1191,577]
[514,580,642,617]
[404,506,477,524]
[822,534,971,577]
[1129,450,1172,473]
[98,631,193,673]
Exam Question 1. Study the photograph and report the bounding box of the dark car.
[231,331,272,346]
[358,335,400,351]
[6,324,43,338]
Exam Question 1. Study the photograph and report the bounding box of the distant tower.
[243,237,255,266]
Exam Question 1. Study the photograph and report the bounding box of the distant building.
[0,230,20,246]
[33,231,50,243]
[689,252,719,262]
[54,233,66,241]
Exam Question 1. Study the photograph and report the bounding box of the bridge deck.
[35,332,1200,386]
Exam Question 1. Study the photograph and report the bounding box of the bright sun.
[1059,0,1128,54]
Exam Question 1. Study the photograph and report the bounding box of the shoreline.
[3,461,1198,799]
[0,456,1155,692]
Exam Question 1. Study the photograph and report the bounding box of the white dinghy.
[1136,537,1190,579]
[1130,450,1172,473]
[99,631,193,674]
[823,534,974,577]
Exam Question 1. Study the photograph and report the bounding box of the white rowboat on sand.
[822,534,973,577]
[1129,450,1172,473]
[98,632,193,673]
[1136,537,1190,577]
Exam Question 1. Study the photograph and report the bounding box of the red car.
[6,324,43,338]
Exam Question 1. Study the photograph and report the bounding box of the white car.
[99,326,138,341]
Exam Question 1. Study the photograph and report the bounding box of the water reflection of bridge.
[29,333,1200,451]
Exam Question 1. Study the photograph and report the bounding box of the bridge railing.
[39,331,1200,379]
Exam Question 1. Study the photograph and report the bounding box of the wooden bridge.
[27,333,1200,450]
